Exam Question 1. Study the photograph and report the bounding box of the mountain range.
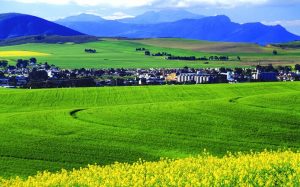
[56,12,300,45]
[0,10,299,45]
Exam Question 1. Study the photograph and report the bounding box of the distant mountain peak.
[214,15,231,21]
[273,24,286,29]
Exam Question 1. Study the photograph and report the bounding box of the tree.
[245,69,252,76]
[284,66,292,72]
[266,64,275,72]
[44,62,50,70]
[0,60,8,68]
[29,69,48,81]
[219,67,226,73]
[30,57,37,64]
[295,64,300,71]
[277,66,284,71]
[234,68,243,74]
[0,71,4,78]
[273,50,278,55]
[16,59,29,68]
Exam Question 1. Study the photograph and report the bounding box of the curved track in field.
[70,109,86,119]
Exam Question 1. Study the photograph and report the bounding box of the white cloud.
[262,20,300,35]
[103,12,134,20]
[174,0,268,8]
[262,20,300,27]
[8,0,272,8]
[10,0,157,7]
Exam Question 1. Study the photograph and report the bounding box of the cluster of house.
[1,61,300,88]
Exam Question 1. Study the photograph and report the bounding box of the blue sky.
[1,0,300,35]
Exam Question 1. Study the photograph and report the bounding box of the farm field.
[0,38,299,68]
[0,51,49,57]
[133,38,300,66]
[1,150,299,186]
[0,82,299,178]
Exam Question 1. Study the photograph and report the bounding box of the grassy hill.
[132,38,267,53]
[0,82,299,178]
[0,38,300,68]
[0,35,99,46]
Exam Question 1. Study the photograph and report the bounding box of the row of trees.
[144,51,172,57]
[167,55,230,61]
[255,64,298,72]
[151,52,172,57]
[16,58,37,68]
[26,78,96,89]
[136,48,147,51]
[141,49,234,61]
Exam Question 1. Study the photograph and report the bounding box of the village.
[0,58,300,88]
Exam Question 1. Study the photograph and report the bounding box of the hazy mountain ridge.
[0,12,299,45]
[57,14,300,44]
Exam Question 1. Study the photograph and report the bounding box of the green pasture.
[0,82,299,178]
[0,38,299,69]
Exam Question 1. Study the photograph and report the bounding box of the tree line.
[140,49,234,61]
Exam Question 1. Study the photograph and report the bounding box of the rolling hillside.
[0,39,240,68]
[0,35,99,46]
[0,82,299,177]
[270,41,300,49]
[0,13,84,40]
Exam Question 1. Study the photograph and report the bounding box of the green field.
[0,82,300,178]
[0,38,300,68]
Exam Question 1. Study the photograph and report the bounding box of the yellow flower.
[0,150,299,187]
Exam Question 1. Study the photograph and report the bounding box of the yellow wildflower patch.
[0,51,49,57]
[0,150,299,186]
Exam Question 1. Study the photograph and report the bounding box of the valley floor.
[1,38,300,69]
